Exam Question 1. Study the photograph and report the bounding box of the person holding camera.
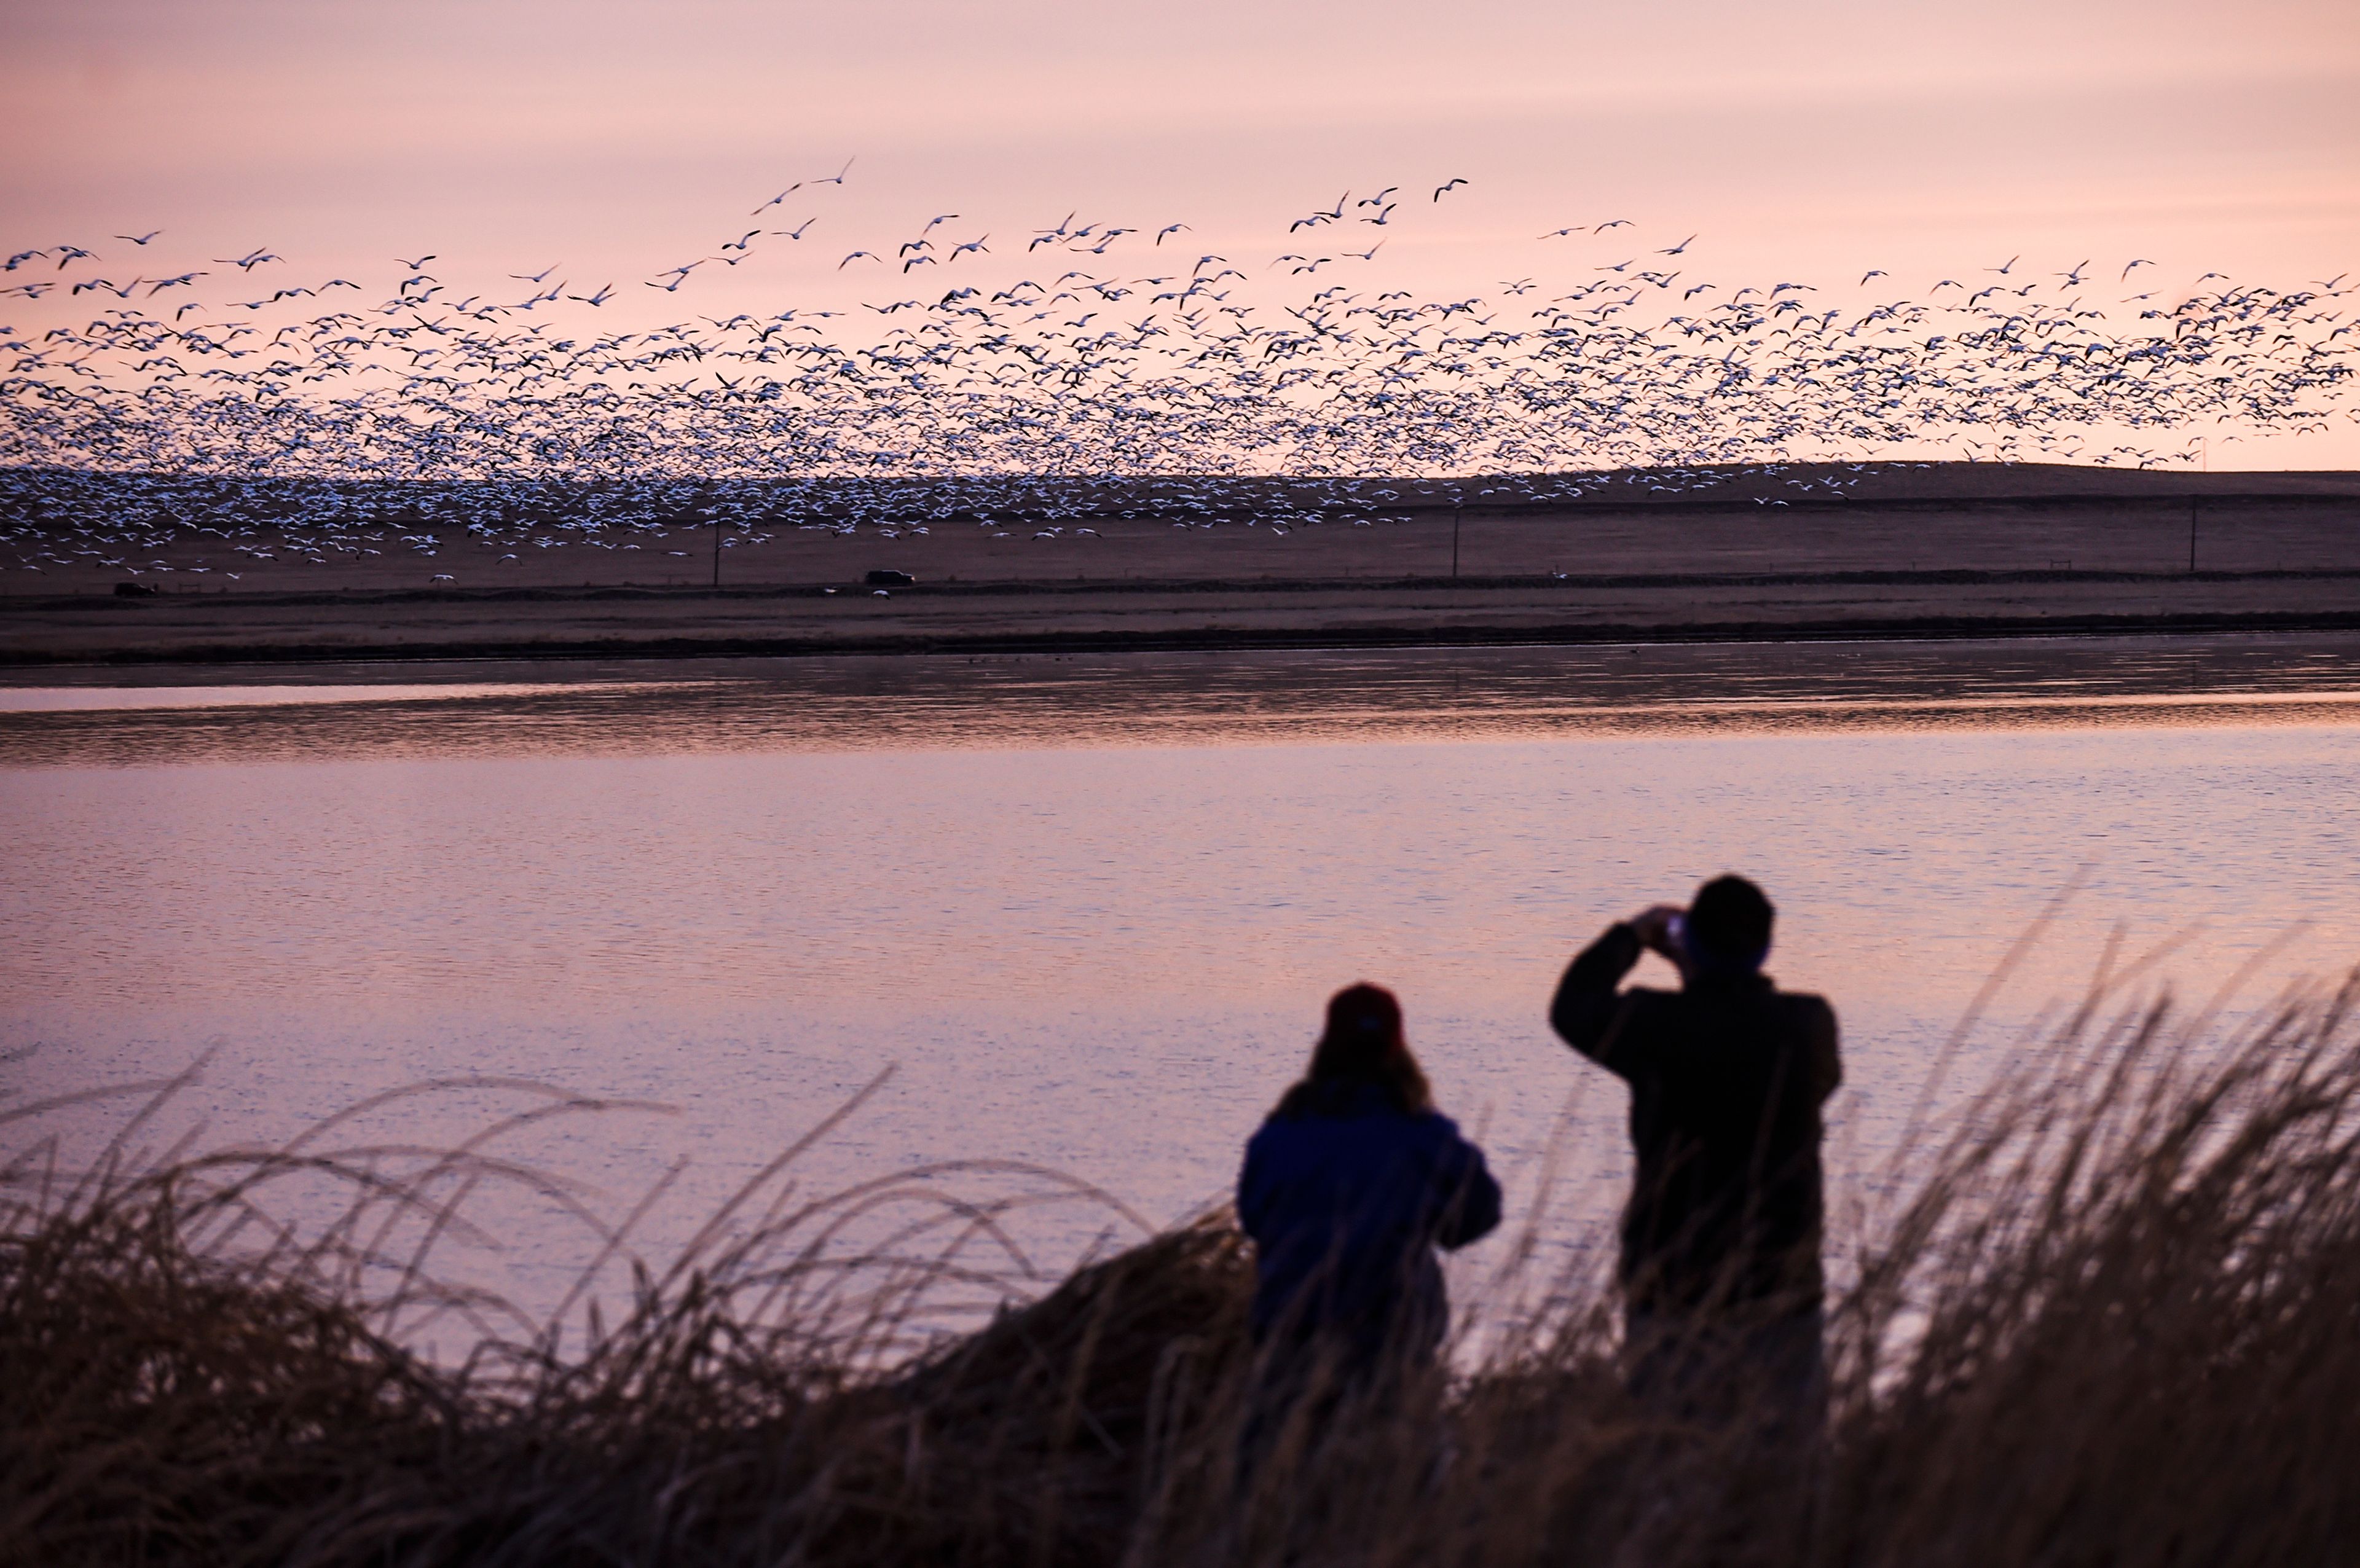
[1548,874,1841,1436]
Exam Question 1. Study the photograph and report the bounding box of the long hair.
[1274,982,1434,1119]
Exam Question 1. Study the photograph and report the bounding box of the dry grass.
[7,973,2360,1567]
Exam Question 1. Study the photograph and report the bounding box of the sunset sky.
[6,0,2356,466]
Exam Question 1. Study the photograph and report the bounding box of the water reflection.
[6,631,2360,767]
[3,634,2358,1341]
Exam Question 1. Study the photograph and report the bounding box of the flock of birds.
[2,166,2354,569]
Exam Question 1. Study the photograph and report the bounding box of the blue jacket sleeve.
[1237,1123,1276,1243]
[1429,1118,1503,1250]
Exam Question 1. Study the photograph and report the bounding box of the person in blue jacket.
[1237,982,1503,1388]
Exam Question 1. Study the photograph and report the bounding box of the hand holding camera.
[1630,903,1689,974]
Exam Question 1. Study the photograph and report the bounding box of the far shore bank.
[6,465,2354,665]
[6,572,2360,667]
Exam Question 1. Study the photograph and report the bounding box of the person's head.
[1685,874,1774,976]
[1276,982,1434,1118]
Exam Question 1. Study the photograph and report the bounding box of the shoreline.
[10,625,2360,765]
[8,600,2360,670]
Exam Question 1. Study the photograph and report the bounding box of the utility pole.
[1452,505,1462,580]
[2188,495,2198,574]
[712,514,722,589]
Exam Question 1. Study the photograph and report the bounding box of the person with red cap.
[1235,982,1501,1476]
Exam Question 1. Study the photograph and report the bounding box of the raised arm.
[1549,921,1645,1069]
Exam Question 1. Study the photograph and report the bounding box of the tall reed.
[6,974,2358,1566]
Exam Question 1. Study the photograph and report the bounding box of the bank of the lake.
[5,465,2356,665]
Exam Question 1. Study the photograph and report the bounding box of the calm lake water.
[6,633,2360,1344]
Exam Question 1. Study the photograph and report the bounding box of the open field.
[4,464,2356,663]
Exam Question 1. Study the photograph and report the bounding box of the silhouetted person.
[1235,983,1501,1481]
[1549,876,1841,1436]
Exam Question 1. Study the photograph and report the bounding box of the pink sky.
[5,0,2356,467]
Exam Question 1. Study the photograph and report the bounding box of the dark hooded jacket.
[1238,1081,1501,1363]
[1550,922,1841,1314]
